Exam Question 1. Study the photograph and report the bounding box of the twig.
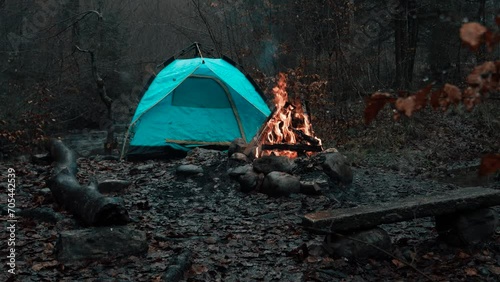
[306,226,434,282]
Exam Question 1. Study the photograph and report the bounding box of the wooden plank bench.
[303,187,500,233]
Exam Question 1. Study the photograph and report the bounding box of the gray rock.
[55,227,148,262]
[228,138,247,157]
[176,164,204,175]
[228,164,253,179]
[323,228,391,259]
[39,188,52,196]
[253,155,296,174]
[230,152,249,162]
[320,152,353,185]
[300,181,322,195]
[261,171,300,197]
[436,208,498,245]
[98,179,132,193]
[130,163,155,175]
[237,171,262,193]
[300,172,331,190]
[227,152,250,169]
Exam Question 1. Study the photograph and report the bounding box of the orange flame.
[259,73,322,158]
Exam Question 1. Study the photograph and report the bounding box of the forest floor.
[1,101,499,281]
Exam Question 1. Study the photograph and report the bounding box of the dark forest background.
[0,0,499,155]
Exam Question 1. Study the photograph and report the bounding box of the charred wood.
[261,143,323,152]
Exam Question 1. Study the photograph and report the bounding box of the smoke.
[257,39,278,74]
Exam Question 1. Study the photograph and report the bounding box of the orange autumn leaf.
[460,22,487,51]
[442,83,462,105]
[364,92,395,124]
[414,83,432,111]
[395,96,416,117]
[479,154,500,176]
[191,264,209,275]
[391,259,405,269]
[465,267,478,276]
[485,30,500,52]
[467,61,497,88]
[462,87,481,112]
[430,88,449,111]
[32,260,58,271]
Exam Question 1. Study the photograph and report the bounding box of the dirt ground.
[1,101,499,281]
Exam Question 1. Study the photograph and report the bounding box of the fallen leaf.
[191,264,209,275]
[489,265,500,275]
[457,251,470,259]
[32,260,58,271]
[422,252,434,260]
[306,256,321,263]
[464,267,478,276]
[460,22,487,50]
[391,259,405,269]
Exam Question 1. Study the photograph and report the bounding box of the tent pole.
[120,127,131,160]
[195,42,204,61]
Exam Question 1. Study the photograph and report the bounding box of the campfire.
[255,73,322,158]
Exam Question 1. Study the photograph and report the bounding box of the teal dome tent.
[124,44,271,159]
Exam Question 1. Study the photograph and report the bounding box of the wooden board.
[303,187,500,233]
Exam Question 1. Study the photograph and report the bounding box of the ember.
[257,73,322,158]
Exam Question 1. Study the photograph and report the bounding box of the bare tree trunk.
[394,0,419,89]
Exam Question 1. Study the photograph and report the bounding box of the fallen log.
[47,139,130,226]
[303,187,500,233]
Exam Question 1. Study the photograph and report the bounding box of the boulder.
[237,171,263,193]
[227,164,253,179]
[323,228,391,259]
[55,227,148,262]
[300,181,322,195]
[320,152,353,185]
[130,163,155,175]
[253,155,296,174]
[230,152,249,162]
[227,152,249,169]
[300,171,331,190]
[261,171,300,197]
[435,208,498,245]
[176,164,204,175]
[228,138,247,157]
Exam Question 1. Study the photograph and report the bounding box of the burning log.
[255,72,323,158]
[292,128,321,146]
[261,144,323,153]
